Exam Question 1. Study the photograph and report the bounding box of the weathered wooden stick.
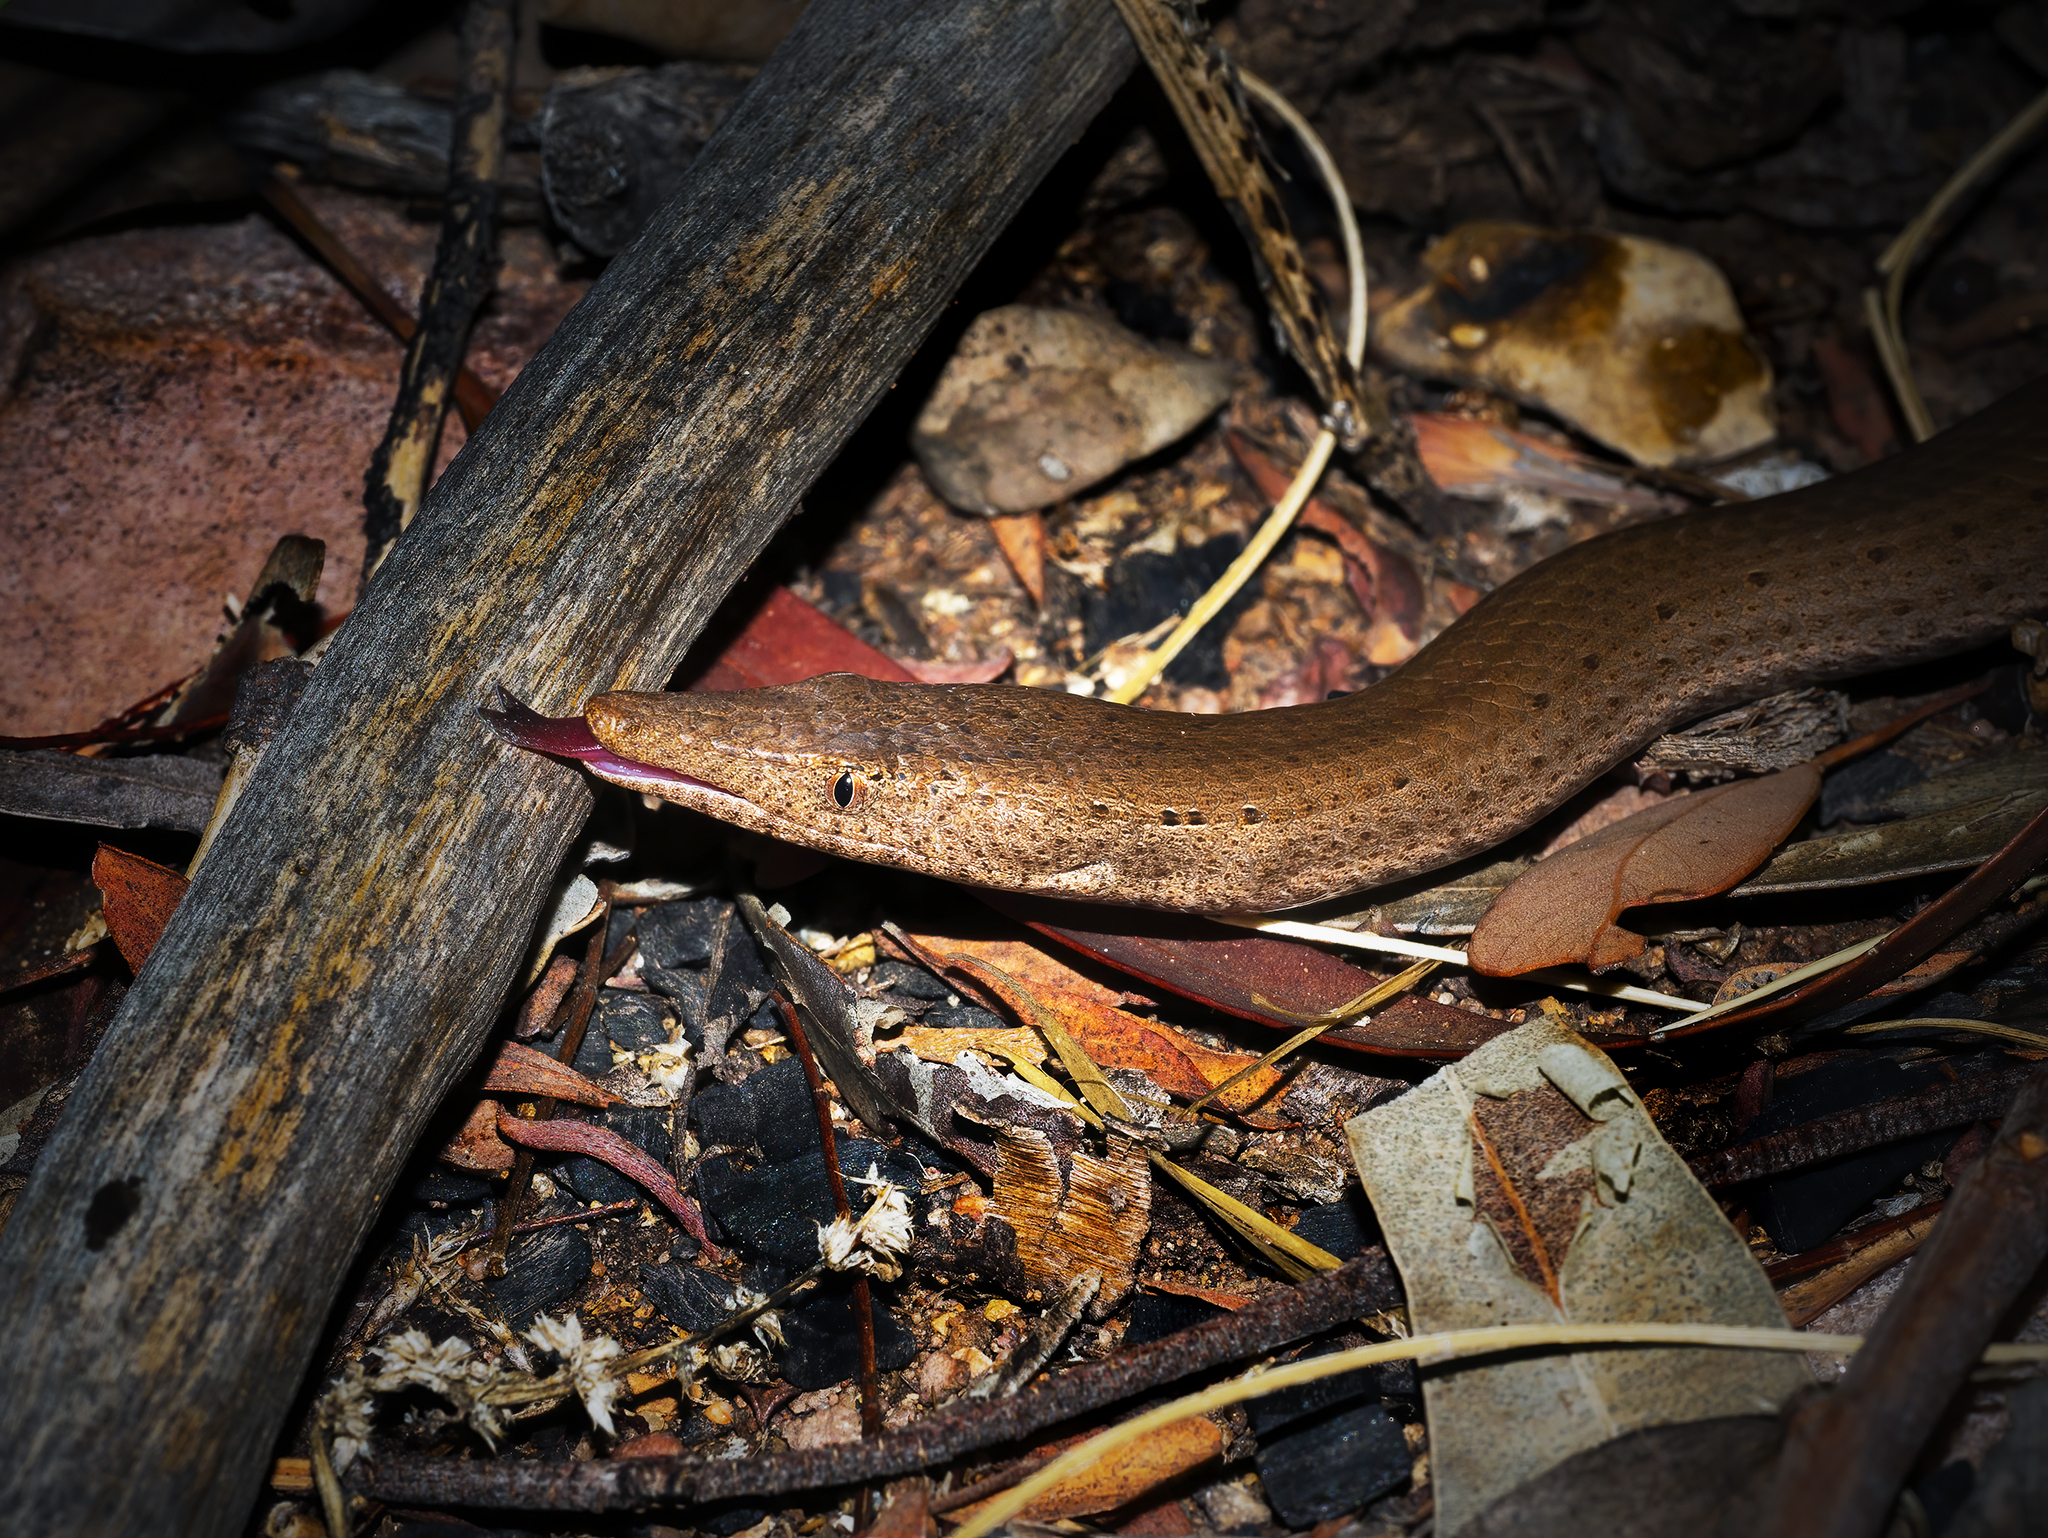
[0,3,1133,1533]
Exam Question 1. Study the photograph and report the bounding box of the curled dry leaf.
[495,1113,721,1259]
[1346,1012,1807,1534]
[946,1416,1223,1524]
[442,1097,515,1171]
[482,1039,622,1108]
[1467,764,1820,975]
[90,843,191,970]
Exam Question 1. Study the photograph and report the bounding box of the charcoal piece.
[607,906,637,954]
[1081,534,1257,692]
[1749,1051,2001,1253]
[694,1139,925,1267]
[775,1283,917,1390]
[868,961,951,1002]
[639,897,726,969]
[558,1107,675,1206]
[922,1003,1009,1032]
[399,1203,492,1250]
[643,965,710,1043]
[1756,1132,1950,1255]
[540,63,754,256]
[1819,751,1924,826]
[409,1167,498,1204]
[1292,1198,1375,1259]
[486,1221,592,1330]
[571,1027,615,1080]
[1125,1291,1228,1347]
[600,990,675,1051]
[748,1060,826,1165]
[692,1079,760,1151]
[700,1508,768,1537]
[707,919,776,1025]
[1250,1341,1413,1526]
[638,1263,739,1333]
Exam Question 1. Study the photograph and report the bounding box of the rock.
[1374,223,1774,468]
[912,305,1235,514]
[0,186,584,735]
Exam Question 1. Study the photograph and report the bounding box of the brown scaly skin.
[587,379,2048,913]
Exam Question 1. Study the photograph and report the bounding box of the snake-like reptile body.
[570,380,2048,913]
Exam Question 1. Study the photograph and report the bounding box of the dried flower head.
[525,1312,626,1435]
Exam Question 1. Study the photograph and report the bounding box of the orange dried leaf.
[1467,764,1821,976]
[441,1097,515,1170]
[91,843,190,970]
[946,1418,1223,1524]
[895,928,1146,1008]
[482,1038,622,1107]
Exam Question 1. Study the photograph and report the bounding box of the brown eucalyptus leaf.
[1468,765,1820,976]
[947,1417,1224,1524]
[90,843,190,971]
[482,1039,622,1108]
[440,1097,515,1171]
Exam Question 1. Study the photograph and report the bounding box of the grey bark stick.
[361,0,516,576]
[0,3,1134,1534]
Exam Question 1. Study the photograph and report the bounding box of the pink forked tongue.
[479,685,704,789]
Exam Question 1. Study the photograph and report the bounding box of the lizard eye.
[831,770,860,810]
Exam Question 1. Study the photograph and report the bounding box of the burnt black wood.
[0,2,1134,1532]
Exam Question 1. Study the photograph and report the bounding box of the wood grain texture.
[0,4,1134,1534]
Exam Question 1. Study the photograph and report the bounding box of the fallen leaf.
[1407,411,1680,510]
[945,1417,1223,1524]
[90,844,190,970]
[983,893,1506,1058]
[1142,1280,1254,1310]
[441,1097,515,1170]
[482,1039,621,1108]
[1347,1012,1807,1534]
[684,585,914,692]
[888,925,1149,1009]
[496,1114,721,1259]
[1467,765,1820,975]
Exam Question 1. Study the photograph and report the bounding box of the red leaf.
[483,1039,621,1107]
[686,586,913,691]
[981,893,1508,1059]
[496,1112,722,1258]
[91,844,190,970]
[1467,765,1821,976]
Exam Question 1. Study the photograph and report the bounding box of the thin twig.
[775,992,884,1463]
[488,881,615,1276]
[361,0,517,578]
[1866,85,2048,441]
[1104,66,1366,706]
